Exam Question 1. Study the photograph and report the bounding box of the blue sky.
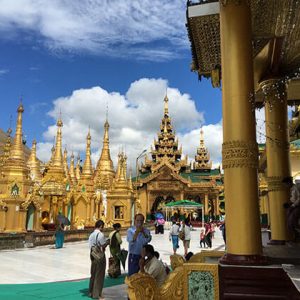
[0,0,223,169]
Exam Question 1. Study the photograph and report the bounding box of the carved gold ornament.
[222,140,258,169]
[267,176,289,192]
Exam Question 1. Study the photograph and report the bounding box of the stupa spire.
[52,118,63,168]
[94,119,115,189]
[27,140,42,182]
[9,103,25,162]
[82,129,93,178]
[69,152,77,185]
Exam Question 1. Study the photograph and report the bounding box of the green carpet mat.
[0,275,126,300]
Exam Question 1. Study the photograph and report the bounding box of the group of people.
[88,213,168,300]
[169,218,222,258]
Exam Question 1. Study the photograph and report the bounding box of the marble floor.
[0,227,225,299]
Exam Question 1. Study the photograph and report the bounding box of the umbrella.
[57,214,71,226]
[165,199,203,208]
[117,249,128,270]
[155,212,164,219]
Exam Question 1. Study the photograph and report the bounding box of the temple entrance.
[26,203,35,231]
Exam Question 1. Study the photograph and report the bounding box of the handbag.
[179,225,185,241]
[91,233,105,263]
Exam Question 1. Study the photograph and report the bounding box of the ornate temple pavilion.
[135,95,223,220]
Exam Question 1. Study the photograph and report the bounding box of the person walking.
[180,219,191,257]
[200,229,207,248]
[108,223,122,278]
[127,213,151,276]
[88,220,109,300]
[205,222,212,248]
[54,219,65,249]
[169,219,180,254]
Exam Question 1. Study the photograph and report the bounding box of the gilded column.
[220,0,264,264]
[204,194,209,215]
[260,79,290,243]
[215,198,220,217]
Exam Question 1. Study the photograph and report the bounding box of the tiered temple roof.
[193,128,212,171]
[140,95,189,173]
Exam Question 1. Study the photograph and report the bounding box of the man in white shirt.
[169,220,180,254]
[88,220,109,300]
[139,244,167,287]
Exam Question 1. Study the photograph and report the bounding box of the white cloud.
[0,69,9,76]
[0,0,187,61]
[36,78,215,173]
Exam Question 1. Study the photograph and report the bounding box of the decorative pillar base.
[268,239,286,245]
[220,253,268,266]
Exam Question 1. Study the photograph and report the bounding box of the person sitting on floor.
[139,244,167,287]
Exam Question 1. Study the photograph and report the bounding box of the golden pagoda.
[73,130,95,227]
[0,104,37,232]
[41,117,66,222]
[94,119,115,190]
[106,152,135,227]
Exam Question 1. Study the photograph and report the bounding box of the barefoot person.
[127,214,151,276]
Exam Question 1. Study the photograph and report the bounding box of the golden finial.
[164,93,169,116]
[57,110,63,127]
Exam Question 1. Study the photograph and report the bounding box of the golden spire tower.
[193,128,212,171]
[75,129,95,226]
[75,153,81,181]
[94,119,115,189]
[8,103,26,164]
[81,129,93,179]
[42,117,67,222]
[0,103,32,232]
[69,152,77,186]
[27,140,42,182]
[51,118,64,170]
